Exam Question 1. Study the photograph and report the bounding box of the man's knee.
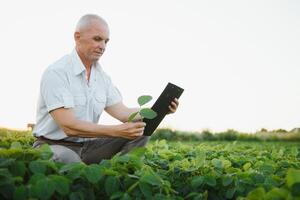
[33,142,81,164]
[49,145,81,163]
[121,136,150,154]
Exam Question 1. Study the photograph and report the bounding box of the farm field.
[0,129,300,200]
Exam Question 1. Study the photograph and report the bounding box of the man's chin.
[92,56,101,62]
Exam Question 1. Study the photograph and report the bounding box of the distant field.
[0,128,300,199]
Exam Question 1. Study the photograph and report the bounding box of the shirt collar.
[71,49,103,75]
[71,49,86,76]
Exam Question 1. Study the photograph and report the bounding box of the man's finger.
[134,122,146,128]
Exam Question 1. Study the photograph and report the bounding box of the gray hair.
[75,14,107,32]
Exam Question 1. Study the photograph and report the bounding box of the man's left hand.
[167,98,179,114]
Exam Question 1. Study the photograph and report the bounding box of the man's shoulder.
[49,54,72,71]
[44,54,72,74]
[40,54,73,82]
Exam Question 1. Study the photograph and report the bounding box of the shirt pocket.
[73,95,87,118]
[93,93,106,115]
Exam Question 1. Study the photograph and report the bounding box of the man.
[32,14,179,164]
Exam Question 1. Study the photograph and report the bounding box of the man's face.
[75,20,110,63]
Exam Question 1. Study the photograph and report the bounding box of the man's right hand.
[115,122,146,140]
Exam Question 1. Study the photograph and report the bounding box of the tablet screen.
[143,82,184,136]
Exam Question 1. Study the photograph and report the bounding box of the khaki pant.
[33,136,150,164]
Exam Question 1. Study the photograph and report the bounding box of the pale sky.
[0,0,299,133]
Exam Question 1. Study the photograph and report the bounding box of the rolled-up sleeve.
[105,75,123,107]
[40,69,74,112]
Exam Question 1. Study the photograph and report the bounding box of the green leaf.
[127,147,147,157]
[222,175,233,186]
[140,171,162,186]
[140,108,157,119]
[105,176,119,196]
[260,164,274,175]
[138,95,152,106]
[38,144,53,160]
[110,191,124,199]
[10,142,22,149]
[286,168,300,189]
[29,173,46,185]
[84,164,104,184]
[194,152,206,167]
[29,161,47,174]
[243,162,251,171]
[10,161,26,177]
[69,192,84,200]
[247,187,265,200]
[211,158,223,169]
[59,162,86,180]
[0,158,15,168]
[139,181,152,198]
[191,176,204,189]
[265,188,289,199]
[291,183,300,197]
[31,177,55,199]
[225,188,236,199]
[49,175,70,196]
[205,175,216,187]
[128,111,139,122]
[13,185,27,200]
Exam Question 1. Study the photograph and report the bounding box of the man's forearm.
[62,119,118,138]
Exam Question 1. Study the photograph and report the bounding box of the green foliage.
[0,128,300,199]
[150,128,300,142]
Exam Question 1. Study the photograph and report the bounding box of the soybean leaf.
[10,142,22,149]
[243,162,252,171]
[29,173,46,185]
[127,147,147,157]
[69,192,84,200]
[13,185,27,200]
[38,144,53,160]
[140,171,162,186]
[10,161,26,177]
[59,162,85,180]
[222,175,233,187]
[105,176,119,196]
[139,182,152,198]
[286,168,300,188]
[140,108,157,119]
[84,164,104,184]
[204,175,216,187]
[286,168,300,196]
[246,187,265,200]
[138,95,152,106]
[265,188,289,199]
[211,159,223,170]
[29,161,47,174]
[191,176,204,189]
[0,158,15,168]
[31,178,55,200]
[49,175,70,196]
[225,188,236,199]
[110,191,124,200]
[128,112,139,122]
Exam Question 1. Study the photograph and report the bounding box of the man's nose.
[98,40,106,49]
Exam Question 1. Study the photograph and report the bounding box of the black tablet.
[143,82,184,136]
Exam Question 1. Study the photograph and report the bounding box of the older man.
[33,14,179,164]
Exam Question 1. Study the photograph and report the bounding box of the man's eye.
[94,37,101,41]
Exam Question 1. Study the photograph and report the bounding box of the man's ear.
[74,32,80,41]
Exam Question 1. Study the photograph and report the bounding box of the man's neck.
[75,48,92,83]
[75,47,92,71]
